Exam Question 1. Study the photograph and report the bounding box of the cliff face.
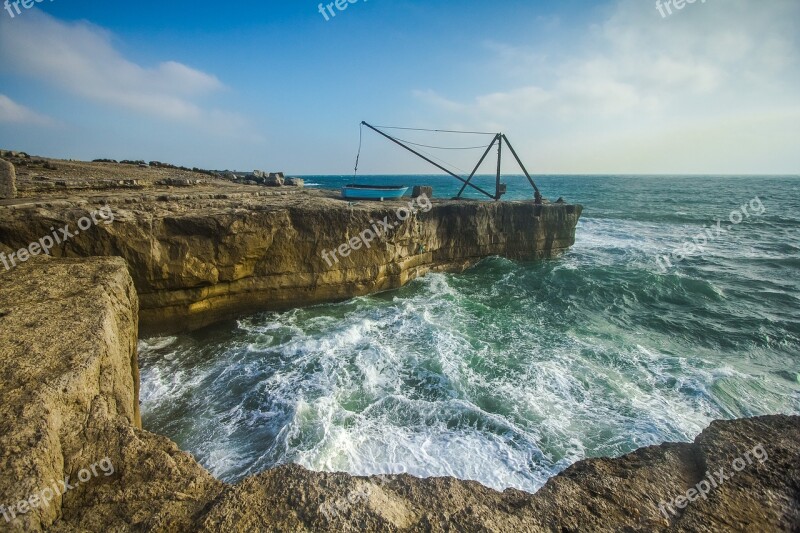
[0,188,581,334]
[0,257,223,532]
[1,257,798,532]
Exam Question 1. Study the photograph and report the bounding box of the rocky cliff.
[1,257,798,532]
[0,169,581,334]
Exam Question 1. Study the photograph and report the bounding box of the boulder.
[412,185,433,198]
[0,158,17,199]
[264,175,285,187]
[285,177,304,187]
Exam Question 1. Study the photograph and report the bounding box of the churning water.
[139,175,800,493]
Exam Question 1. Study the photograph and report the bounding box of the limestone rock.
[263,174,285,186]
[0,150,29,159]
[0,191,582,334]
[0,153,579,334]
[0,255,798,532]
[412,185,433,198]
[158,178,204,187]
[0,158,16,199]
[190,416,800,531]
[0,257,223,532]
[248,170,285,186]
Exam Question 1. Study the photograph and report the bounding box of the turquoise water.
[139,175,800,493]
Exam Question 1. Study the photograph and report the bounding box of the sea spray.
[139,175,800,493]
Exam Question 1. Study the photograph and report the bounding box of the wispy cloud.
[413,0,800,173]
[0,11,248,131]
[0,94,55,126]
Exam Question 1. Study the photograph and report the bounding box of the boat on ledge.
[342,184,409,200]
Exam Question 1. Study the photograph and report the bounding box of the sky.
[0,0,798,175]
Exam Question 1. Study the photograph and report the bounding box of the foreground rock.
[0,156,581,334]
[1,257,798,531]
[0,257,222,532]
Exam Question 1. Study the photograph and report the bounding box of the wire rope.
[387,135,492,151]
[353,122,363,179]
[370,125,496,136]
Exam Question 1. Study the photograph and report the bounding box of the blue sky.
[0,0,798,174]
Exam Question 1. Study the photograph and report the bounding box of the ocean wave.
[138,176,800,492]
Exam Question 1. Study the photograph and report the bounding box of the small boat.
[342,184,409,200]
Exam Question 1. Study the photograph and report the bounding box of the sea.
[138,175,800,493]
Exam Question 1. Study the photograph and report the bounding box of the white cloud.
[412,90,465,113]
[0,94,55,126]
[413,0,800,173]
[0,11,246,130]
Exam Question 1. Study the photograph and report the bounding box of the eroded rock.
[0,257,222,532]
[0,158,16,200]
[0,190,581,334]
[0,257,798,532]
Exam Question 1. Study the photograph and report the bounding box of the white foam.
[136,214,800,491]
[138,336,177,351]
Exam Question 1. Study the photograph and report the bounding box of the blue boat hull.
[342,186,409,200]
